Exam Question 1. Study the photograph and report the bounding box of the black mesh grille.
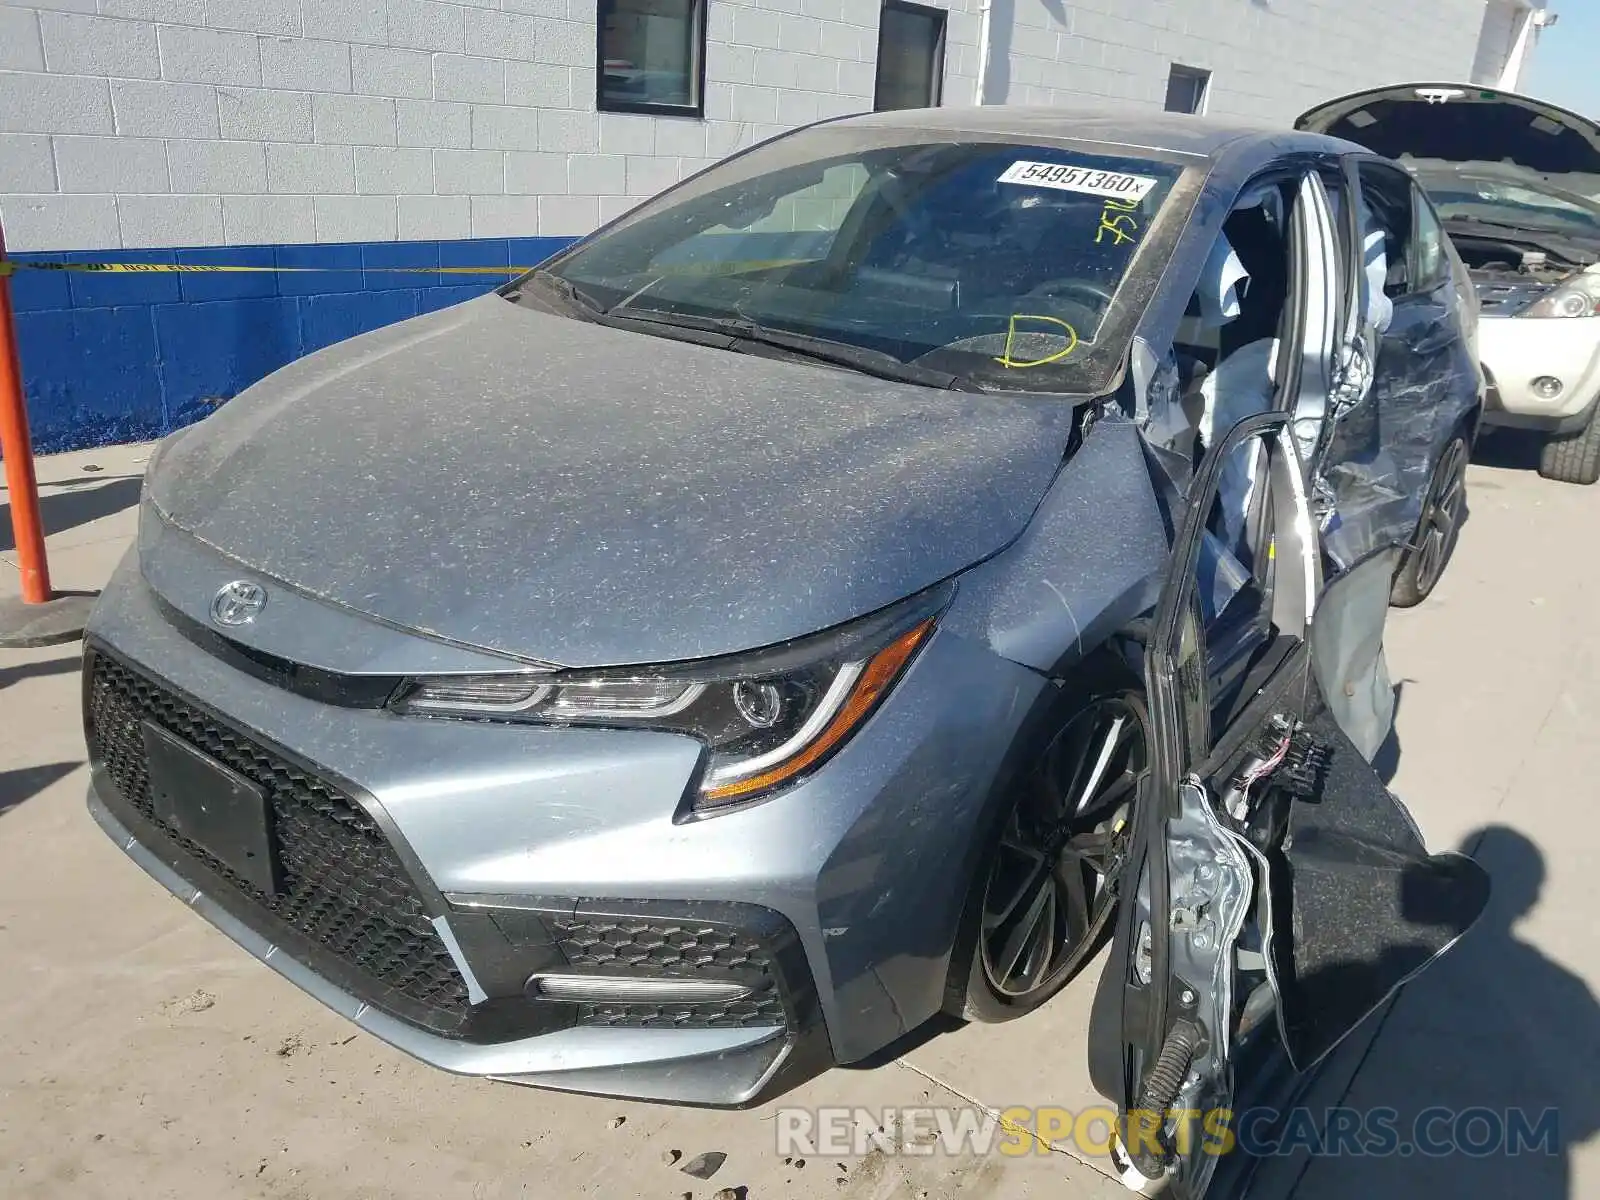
[85,650,471,1031]
[551,916,786,1029]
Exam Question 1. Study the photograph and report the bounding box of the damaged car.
[1300,84,1600,484]
[82,106,1489,1181]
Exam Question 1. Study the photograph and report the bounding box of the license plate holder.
[143,721,281,895]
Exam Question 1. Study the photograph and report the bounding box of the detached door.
[1087,411,1490,1199]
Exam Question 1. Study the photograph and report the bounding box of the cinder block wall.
[0,0,1498,450]
[0,0,978,252]
[0,0,981,448]
[988,0,1491,120]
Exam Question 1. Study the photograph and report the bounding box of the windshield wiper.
[731,322,976,391]
[611,309,976,391]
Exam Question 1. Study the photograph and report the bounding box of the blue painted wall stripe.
[7,235,578,454]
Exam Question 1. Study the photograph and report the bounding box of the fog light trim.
[526,974,754,1003]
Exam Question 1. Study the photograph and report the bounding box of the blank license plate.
[143,721,281,895]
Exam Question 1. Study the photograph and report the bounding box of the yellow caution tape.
[0,257,819,280]
[0,259,537,278]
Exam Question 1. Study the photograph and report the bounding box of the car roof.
[832,104,1360,161]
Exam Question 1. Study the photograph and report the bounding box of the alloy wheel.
[1413,438,1468,597]
[979,694,1148,999]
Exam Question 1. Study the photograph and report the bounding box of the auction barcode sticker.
[997,160,1158,201]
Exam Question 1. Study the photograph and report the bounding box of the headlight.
[390,586,949,811]
[1519,274,1600,318]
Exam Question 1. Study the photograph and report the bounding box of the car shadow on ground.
[1249,825,1599,1200]
[1369,679,1412,786]
[1470,429,1545,473]
[0,475,142,553]
[838,1013,967,1072]
[0,761,81,820]
[0,653,80,691]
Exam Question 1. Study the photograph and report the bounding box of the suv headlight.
[390,585,949,810]
[1519,273,1600,318]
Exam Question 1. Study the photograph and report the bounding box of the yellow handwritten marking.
[1096,211,1139,246]
[994,314,1079,369]
[1094,193,1142,247]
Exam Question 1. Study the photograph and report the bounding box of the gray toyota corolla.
[86,105,1489,1186]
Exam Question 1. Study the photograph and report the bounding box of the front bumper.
[1478,313,1600,432]
[88,785,804,1102]
[83,539,1041,1104]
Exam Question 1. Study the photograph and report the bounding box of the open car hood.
[1296,84,1600,195]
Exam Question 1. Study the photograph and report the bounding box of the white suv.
[1300,85,1600,484]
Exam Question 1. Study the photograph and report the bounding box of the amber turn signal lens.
[700,618,935,803]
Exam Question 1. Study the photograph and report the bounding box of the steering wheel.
[1019,278,1116,310]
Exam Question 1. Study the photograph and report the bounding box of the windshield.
[532,124,1192,393]
[1421,173,1600,241]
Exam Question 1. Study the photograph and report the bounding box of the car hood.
[1296,84,1600,197]
[147,294,1078,668]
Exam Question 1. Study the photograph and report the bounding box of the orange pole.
[0,217,53,604]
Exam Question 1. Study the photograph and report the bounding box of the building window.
[1164,65,1210,114]
[874,1,946,112]
[597,0,706,117]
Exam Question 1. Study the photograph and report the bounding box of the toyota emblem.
[211,579,268,627]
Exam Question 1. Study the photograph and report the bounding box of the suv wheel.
[1538,400,1600,485]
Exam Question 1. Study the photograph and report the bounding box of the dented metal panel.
[1317,303,1482,573]
[943,418,1169,676]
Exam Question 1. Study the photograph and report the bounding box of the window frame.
[1354,159,1418,300]
[1410,182,1453,293]
[1164,64,1212,115]
[595,0,709,120]
[873,0,948,113]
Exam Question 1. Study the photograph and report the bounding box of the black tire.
[944,657,1149,1024]
[1391,432,1470,608]
[1538,401,1600,485]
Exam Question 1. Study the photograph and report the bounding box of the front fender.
[942,417,1171,678]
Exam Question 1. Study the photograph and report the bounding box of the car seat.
[1217,204,1287,362]
[1186,227,1258,629]
[1194,207,1285,565]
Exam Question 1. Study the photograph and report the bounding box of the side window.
[1412,186,1451,291]
[596,0,706,117]
[1355,162,1414,298]
[874,1,947,111]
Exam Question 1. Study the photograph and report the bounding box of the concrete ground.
[2,434,1596,1200]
